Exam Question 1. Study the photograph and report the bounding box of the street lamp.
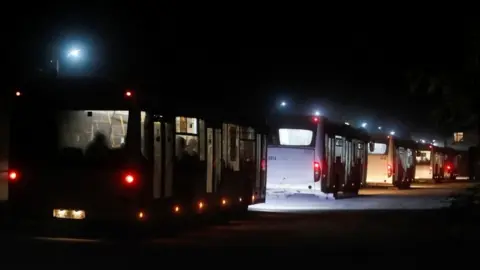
[314,110,320,116]
[361,122,367,128]
[52,48,82,75]
[280,101,287,107]
[390,131,395,136]
[67,49,81,58]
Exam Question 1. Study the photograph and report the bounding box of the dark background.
[4,4,472,131]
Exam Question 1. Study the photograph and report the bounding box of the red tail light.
[125,90,133,97]
[261,159,266,171]
[8,170,18,181]
[387,164,393,177]
[446,165,451,172]
[15,91,21,97]
[313,117,319,122]
[314,161,320,182]
[124,173,135,184]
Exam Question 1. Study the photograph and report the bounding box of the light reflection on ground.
[249,182,474,213]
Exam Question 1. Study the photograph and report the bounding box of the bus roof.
[14,77,267,131]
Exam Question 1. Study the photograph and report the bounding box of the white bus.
[415,145,456,183]
[266,116,369,199]
[366,134,416,189]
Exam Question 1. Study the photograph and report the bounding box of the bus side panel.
[415,165,431,180]
[366,155,388,184]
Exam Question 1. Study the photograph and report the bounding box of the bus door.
[395,147,407,186]
[151,115,163,200]
[415,149,432,180]
[254,133,267,203]
[343,139,354,191]
[405,148,415,183]
[219,124,240,200]
[433,151,445,181]
[172,116,205,206]
[323,133,334,193]
[239,127,256,202]
[323,134,346,193]
[214,128,222,192]
[352,140,366,188]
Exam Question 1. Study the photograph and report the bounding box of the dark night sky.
[5,4,471,131]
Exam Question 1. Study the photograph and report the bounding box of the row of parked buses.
[4,78,267,231]
[3,78,471,230]
[264,116,469,201]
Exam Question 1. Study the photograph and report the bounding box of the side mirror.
[369,142,375,152]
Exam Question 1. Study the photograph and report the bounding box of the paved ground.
[250,182,474,212]
[1,182,479,266]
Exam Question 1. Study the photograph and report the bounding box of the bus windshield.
[416,150,431,165]
[59,110,129,151]
[368,143,387,155]
[9,109,138,165]
[278,128,313,146]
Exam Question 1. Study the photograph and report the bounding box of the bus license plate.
[53,209,86,220]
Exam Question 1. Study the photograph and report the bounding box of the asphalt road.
[251,181,475,212]
[1,182,479,266]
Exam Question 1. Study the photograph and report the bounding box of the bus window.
[175,135,198,157]
[174,117,200,158]
[240,127,255,140]
[229,126,238,162]
[198,119,205,161]
[334,136,344,159]
[140,111,147,158]
[407,149,414,167]
[416,150,431,165]
[278,128,313,146]
[59,110,129,151]
[368,143,387,155]
[176,116,197,134]
[240,127,255,162]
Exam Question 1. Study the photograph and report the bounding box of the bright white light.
[390,131,395,135]
[421,139,425,143]
[378,126,382,130]
[432,139,436,143]
[314,110,320,116]
[345,122,350,125]
[67,49,81,58]
[361,122,367,128]
[280,101,287,107]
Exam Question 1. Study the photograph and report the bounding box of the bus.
[366,134,416,189]
[6,78,266,230]
[266,115,369,200]
[414,144,452,183]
